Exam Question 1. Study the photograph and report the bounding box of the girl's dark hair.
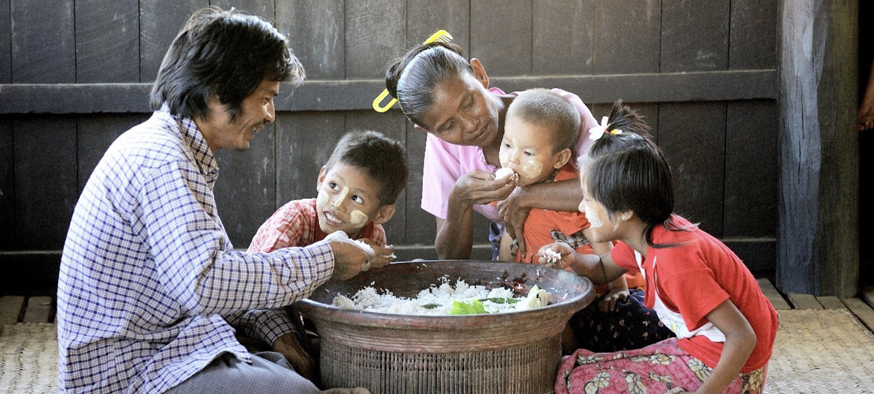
[585,144,677,246]
[150,7,305,122]
[384,42,472,128]
[583,100,695,246]
[605,99,651,135]
[587,99,656,160]
[325,130,409,206]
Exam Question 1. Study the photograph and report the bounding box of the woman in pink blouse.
[383,42,599,260]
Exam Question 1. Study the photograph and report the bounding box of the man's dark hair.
[325,130,409,206]
[150,7,304,121]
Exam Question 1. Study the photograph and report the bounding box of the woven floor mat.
[766,309,874,393]
[2,311,874,393]
[0,323,57,394]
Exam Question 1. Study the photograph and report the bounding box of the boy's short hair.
[507,88,581,155]
[325,130,409,206]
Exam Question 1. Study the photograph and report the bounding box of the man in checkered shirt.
[57,7,389,394]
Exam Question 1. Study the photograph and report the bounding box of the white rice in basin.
[331,276,544,315]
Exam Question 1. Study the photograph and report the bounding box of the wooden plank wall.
[0,0,779,295]
[778,1,859,297]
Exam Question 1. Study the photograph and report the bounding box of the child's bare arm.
[538,242,626,285]
[689,300,757,394]
[582,230,628,293]
[600,275,630,312]
[585,232,632,310]
[497,229,515,262]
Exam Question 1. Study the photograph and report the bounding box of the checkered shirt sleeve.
[235,199,389,345]
[551,229,591,249]
[56,108,336,394]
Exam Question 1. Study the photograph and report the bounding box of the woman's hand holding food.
[454,169,516,207]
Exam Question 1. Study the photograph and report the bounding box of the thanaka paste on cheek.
[585,202,604,228]
[317,190,329,207]
[499,150,509,168]
[333,186,349,208]
[349,210,369,227]
[613,215,623,231]
[510,138,520,161]
[519,161,543,179]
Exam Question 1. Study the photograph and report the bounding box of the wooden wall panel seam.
[0,70,778,114]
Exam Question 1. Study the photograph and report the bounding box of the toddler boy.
[496,88,613,266]
[496,90,634,353]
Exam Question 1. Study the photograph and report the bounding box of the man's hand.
[272,332,316,381]
[327,232,394,280]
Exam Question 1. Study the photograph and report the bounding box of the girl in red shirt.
[543,130,779,394]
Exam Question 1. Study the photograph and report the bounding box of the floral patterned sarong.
[556,338,765,394]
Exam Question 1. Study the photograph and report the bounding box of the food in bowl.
[331,276,549,315]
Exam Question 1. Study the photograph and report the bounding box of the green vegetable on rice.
[449,285,548,315]
[422,298,517,311]
[449,299,487,315]
[479,297,521,304]
[332,281,549,315]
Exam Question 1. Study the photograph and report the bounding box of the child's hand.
[537,242,573,270]
[599,288,630,312]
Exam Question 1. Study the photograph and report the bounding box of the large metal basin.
[295,260,595,394]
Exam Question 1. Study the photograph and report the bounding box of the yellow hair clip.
[372,30,454,113]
